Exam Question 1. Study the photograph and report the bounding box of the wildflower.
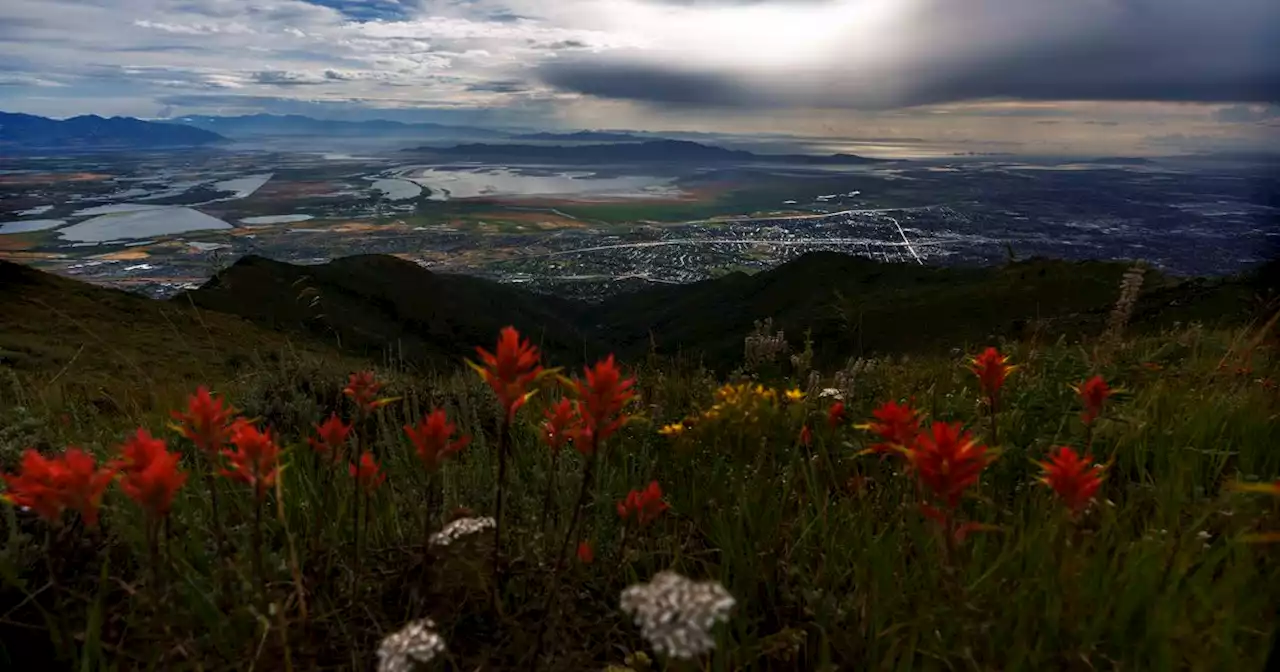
[469,326,545,421]
[818,388,843,400]
[970,347,1015,401]
[2,449,71,523]
[542,397,578,454]
[784,388,805,403]
[577,540,595,564]
[170,386,239,455]
[1038,446,1105,514]
[620,571,736,660]
[309,413,352,462]
[617,481,669,526]
[570,355,636,451]
[376,618,447,672]
[428,516,496,548]
[827,401,846,429]
[404,409,470,471]
[908,422,991,509]
[219,421,281,499]
[344,371,397,415]
[799,425,812,447]
[1073,376,1111,425]
[349,452,386,493]
[117,429,187,518]
[658,422,687,437]
[857,400,921,456]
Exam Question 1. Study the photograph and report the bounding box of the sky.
[0,0,1278,154]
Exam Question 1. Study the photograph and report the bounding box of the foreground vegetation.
[1,298,1278,671]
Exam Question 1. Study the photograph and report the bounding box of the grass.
[1,307,1278,670]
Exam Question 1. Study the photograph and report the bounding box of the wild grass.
[0,318,1277,671]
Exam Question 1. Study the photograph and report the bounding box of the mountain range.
[170,113,509,140]
[0,112,226,150]
[1,252,1269,390]
[405,139,891,165]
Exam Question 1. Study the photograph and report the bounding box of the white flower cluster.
[376,618,446,672]
[429,516,495,548]
[620,571,736,660]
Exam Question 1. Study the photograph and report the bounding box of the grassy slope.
[1,256,1277,670]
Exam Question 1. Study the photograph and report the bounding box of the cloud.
[533,0,1280,110]
[1213,104,1280,123]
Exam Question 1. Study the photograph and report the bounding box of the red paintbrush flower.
[309,412,352,462]
[469,326,545,421]
[349,452,386,493]
[576,539,594,564]
[1073,376,1111,426]
[970,347,1016,402]
[404,409,470,471]
[617,481,669,526]
[799,424,812,447]
[219,421,281,500]
[908,422,991,509]
[344,371,396,416]
[569,355,635,452]
[117,429,187,518]
[541,397,578,455]
[858,400,921,456]
[827,401,846,429]
[2,449,71,523]
[169,386,239,455]
[1037,446,1105,514]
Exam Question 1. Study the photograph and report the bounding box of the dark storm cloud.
[536,0,1280,109]
[466,80,529,93]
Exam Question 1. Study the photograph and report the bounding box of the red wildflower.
[117,429,187,518]
[2,449,70,523]
[1037,446,1105,514]
[542,397,579,454]
[799,424,812,447]
[349,452,386,493]
[970,347,1015,402]
[617,481,669,526]
[219,421,281,499]
[309,413,352,462]
[404,409,470,471]
[576,540,594,564]
[908,422,991,509]
[470,326,545,421]
[827,401,846,429]
[344,371,396,415]
[170,386,239,455]
[59,448,118,528]
[860,400,921,456]
[569,355,635,452]
[1073,376,1111,425]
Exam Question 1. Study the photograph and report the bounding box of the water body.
[241,214,315,225]
[402,167,676,201]
[58,208,232,242]
[369,178,422,201]
[213,173,273,199]
[0,219,65,234]
[16,205,53,216]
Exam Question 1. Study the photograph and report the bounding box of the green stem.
[539,450,560,535]
[492,414,512,590]
[252,494,265,609]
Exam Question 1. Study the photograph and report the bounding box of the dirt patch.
[0,172,112,186]
[0,236,37,251]
[92,249,151,262]
[253,180,349,199]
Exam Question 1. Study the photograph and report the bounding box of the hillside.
[404,139,891,165]
[176,252,1267,373]
[0,111,226,150]
[170,113,507,140]
[0,258,362,404]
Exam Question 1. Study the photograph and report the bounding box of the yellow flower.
[659,423,686,436]
[784,389,805,402]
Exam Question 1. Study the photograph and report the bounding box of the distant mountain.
[510,131,655,142]
[171,114,508,140]
[1075,157,1157,166]
[407,139,892,165]
[0,112,226,150]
